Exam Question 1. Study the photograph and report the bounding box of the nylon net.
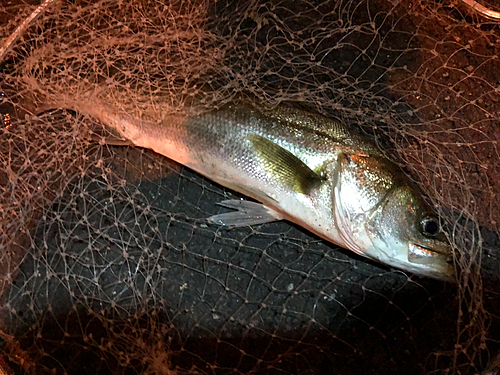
[0,0,499,374]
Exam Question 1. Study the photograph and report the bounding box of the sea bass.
[48,100,454,281]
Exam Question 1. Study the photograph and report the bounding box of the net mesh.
[0,0,499,373]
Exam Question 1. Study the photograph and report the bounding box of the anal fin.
[207,200,283,227]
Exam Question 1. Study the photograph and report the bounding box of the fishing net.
[0,0,499,373]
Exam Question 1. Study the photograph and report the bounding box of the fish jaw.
[364,239,455,281]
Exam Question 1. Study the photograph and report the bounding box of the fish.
[40,99,455,281]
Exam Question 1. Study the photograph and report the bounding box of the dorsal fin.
[256,103,382,156]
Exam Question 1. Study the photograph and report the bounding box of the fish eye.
[420,215,440,237]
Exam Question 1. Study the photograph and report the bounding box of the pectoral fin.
[248,134,325,194]
[207,200,283,227]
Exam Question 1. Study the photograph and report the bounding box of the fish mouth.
[408,242,454,267]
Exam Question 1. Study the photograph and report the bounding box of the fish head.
[362,182,455,281]
[335,154,455,281]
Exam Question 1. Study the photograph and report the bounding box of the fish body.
[59,100,454,281]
